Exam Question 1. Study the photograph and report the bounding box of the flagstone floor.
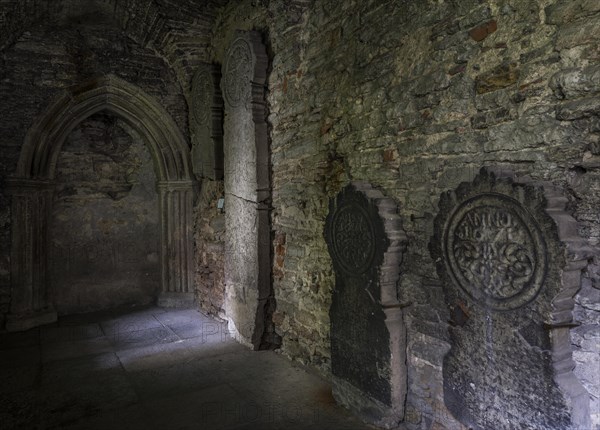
[0,305,374,430]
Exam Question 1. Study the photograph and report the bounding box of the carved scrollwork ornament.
[325,184,384,278]
[431,169,552,311]
[444,193,547,311]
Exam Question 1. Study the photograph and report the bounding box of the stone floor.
[0,305,374,430]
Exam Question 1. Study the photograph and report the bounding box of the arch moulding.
[6,75,196,331]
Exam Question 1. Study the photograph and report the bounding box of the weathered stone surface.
[556,97,600,120]
[549,65,600,100]
[194,180,226,318]
[556,15,600,50]
[1,1,599,428]
[546,0,600,26]
[325,182,408,428]
[475,63,520,94]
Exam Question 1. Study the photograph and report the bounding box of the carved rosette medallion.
[443,193,547,311]
[223,38,253,108]
[329,203,376,276]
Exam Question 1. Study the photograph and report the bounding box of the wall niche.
[50,111,160,314]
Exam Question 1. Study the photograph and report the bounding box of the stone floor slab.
[41,323,103,344]
[59,404,153,430]
[0,365,40,394]
[115,339,193,372]
[0,328,40,350]
[100,313,163,336]
[108,326,178,351]
[41,336,113,362]
[0,345,41,368]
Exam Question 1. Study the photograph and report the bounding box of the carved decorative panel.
[190,63,223,180]
[325,182,408,429]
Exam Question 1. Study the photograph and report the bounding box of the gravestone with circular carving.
[324,182,408,429]
[430,168,592,430]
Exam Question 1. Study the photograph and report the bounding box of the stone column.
[6,178,57,331]
[157,181,195,307]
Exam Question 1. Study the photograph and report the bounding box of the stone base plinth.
[332,377,403,429]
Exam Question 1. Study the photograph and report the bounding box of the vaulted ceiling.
[0,0,230,89]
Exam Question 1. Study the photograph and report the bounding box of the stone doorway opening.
[7,75,195,331]
[49,111,160,315]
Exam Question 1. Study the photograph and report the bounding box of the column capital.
[5,177,55,193]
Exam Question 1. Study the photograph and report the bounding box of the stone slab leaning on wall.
[325,181,408,429]
[430,168,595,430]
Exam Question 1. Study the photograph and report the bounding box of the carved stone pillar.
[190,63,224,180]
[6,178,57,331]
[222,30,271,349]
[324,182,408,428]
[157,181,195,307]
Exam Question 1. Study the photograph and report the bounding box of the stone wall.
[205,0,599,427]
[50,112,159,314]
[194,179,226,317]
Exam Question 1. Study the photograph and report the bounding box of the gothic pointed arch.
[7,75,195,331]
[17,74,192,181]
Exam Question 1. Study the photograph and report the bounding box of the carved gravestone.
[222,31,271,349]
[324,182,408,429]
[430,168,592,430]
[190,63,223,180]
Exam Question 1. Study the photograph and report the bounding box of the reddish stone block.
[383,149,396,162]
[469,20,497,42]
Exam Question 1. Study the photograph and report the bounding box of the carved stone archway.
[7,75,196,331]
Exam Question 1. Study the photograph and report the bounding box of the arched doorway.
[7,75,196,331]
[50,111,160,314]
